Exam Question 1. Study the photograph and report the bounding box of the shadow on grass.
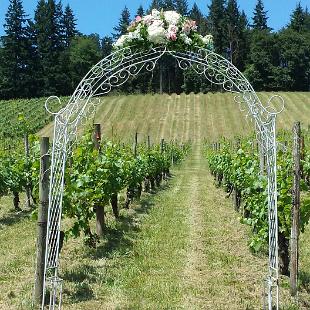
[62,179,172,303]
[299,270,310,293]
[93,180,171,260]
[0,209,31,229]
[62,264,97,302]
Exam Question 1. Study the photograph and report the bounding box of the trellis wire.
[41,46,283,310]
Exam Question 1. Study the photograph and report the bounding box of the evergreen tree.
[0,0,30,98]
[149,0,163,11]
[225,0,240,63]
[69,35,102,89]
[33,0,48,95]
[33,0,67,95]
[237,10,249,70]
[189,3,207,34]
[136,5,144,17]
[252,0,269,30]
[289,2,305,33]
[113,6,131,39]
[101,36,113,57]
[278,28,310,90]
[63,4,78,47]
[244,30,278,90]
[208,0,226,55]
[162,0,175,10]
[304,7,310,31]
[175,0,188,15]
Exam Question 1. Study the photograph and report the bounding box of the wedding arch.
[41,10,283,310]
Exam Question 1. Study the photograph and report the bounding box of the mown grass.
[0,92,310,309]
[36,92,310,142]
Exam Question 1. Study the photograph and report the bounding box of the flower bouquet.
[113,9,213,52]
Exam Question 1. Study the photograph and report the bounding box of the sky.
[0,0,309,38]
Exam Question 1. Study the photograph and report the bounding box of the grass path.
[58,140,274,309]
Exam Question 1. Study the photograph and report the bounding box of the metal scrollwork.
[42,45,282,310]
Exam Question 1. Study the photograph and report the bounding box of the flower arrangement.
[113,9,213,52]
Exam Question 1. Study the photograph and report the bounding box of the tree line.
[1,0,310,100]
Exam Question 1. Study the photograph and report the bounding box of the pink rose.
[168,32,177,41]
[135,16,142,22]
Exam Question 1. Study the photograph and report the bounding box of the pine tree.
[252,0,269,30]
[305,7,310,31]
[237,10,249,70]
[225,0,240,63]
[162,0,175,10]
[175,0,188,15]
[289,2,305,33]
[63,4,78,47]
[208,0,226,55]
[113,6,131,39]
[34,0,68,95]
[149,0,163,11]
[101,36,113,57]
[136,5,144,17]
[189,3,207,34]
[0,0,30,98]
[69,35,102,89]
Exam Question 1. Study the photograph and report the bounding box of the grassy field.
[36,92,310,142]
[0,92,310,309]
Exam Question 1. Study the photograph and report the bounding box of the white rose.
[168,25,178,33]
[152,19,164,28]
[184,37,192,45]
[164,11,181,25]
[148,24,167,44]
[128,31,141,41]
[143,14,154,25]
[152,9,161,18]
[202,34,213,45]
[113,35,128,47]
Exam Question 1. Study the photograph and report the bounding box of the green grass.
[0,92,310,309]
[35,92,310,142]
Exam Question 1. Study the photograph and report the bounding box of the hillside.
[38,92,310,143]
[0,92,310,309]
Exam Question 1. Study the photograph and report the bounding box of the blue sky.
[0,0,309,38]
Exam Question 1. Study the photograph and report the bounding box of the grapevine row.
[205,133,310,275]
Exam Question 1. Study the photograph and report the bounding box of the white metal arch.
[42,46,283,309]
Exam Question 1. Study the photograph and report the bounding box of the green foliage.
[208,0,227,55]
[189,3,207,35]
[113,6,131,39]
[0,0,33,99]
[289,2,306,33]
[0,136,39,201]
[1,1,310,97]
[206,133,310,252]
[0,97,67,141]
[63,130,189,242]
[69,36,102,88]
[252,0,269,30]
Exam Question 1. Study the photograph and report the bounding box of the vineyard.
[0,93,310,309]
[0,97,67,149]
[206,133,310,277]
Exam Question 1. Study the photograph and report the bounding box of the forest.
[0,0,310,100]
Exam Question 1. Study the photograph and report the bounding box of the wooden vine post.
[147,135,151,150]
[34,137,50,305]
[24,133,32,208]
[134,132,138,157]
[290,121,301,297]
[161,138,165,154]
[93,123,105,236]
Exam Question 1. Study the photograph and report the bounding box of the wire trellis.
[41,46,283,310]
